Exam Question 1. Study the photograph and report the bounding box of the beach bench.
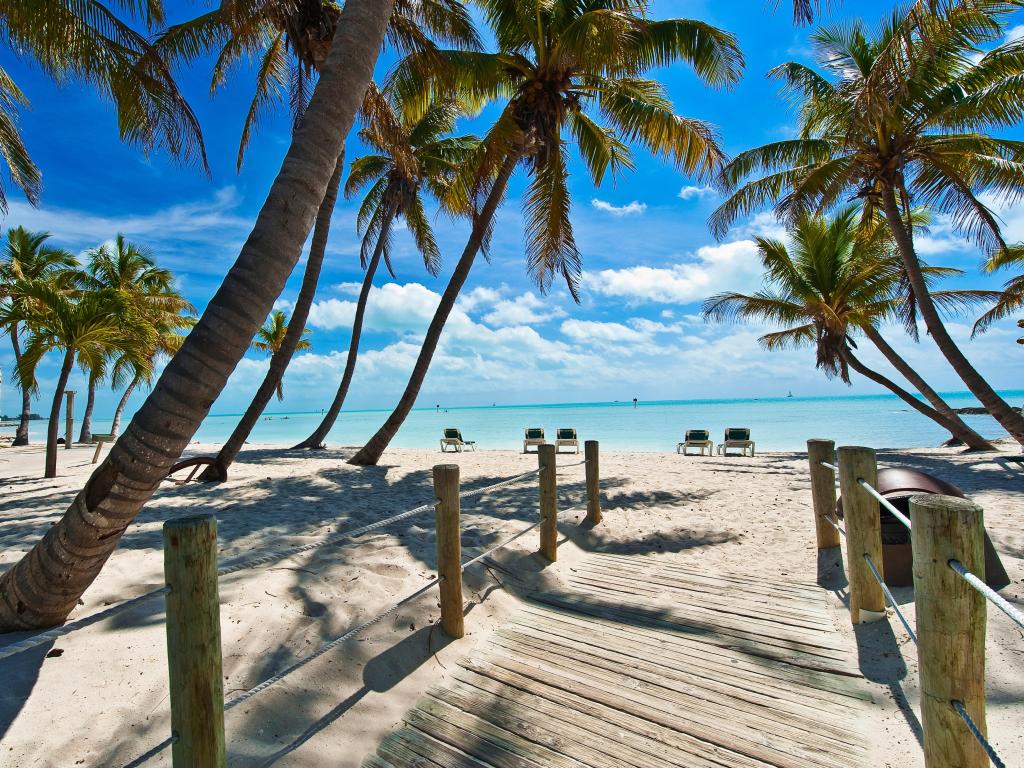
[717,427,755,457]
[523,427,546,453]
[440,428,476,452]
[90,433,113,464]
[555,428,579,454]
[677,429,713,456]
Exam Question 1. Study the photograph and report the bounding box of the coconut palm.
[0,1,207,208]
[0,0,394,632]
[974,247,1024,337]
[347,0,744,466]
[0,227,77,446]
[159,0,481,481]
[704,207,996,448]
[710,1,1024,444]
[75,235,194,443]
[251,309,312,401]
[289,92,477,453]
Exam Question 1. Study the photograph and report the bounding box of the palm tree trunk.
[348,152,523,466]
[78,375,96,444]
[841,347,971,442]
[0,0,395,632]
[293,197,398,450]
[45,349,75,479]
[10,323,30,446]
[882,188,1024,444]
[861,325,993,450]
[201,152,346,480]
[110,378,138,439]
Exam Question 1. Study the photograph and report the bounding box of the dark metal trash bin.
[837,467,1010,588]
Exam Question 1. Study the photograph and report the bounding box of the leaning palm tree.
[710,1,1024,444]
[0,0,394,632]
[290,92,477,452]
[0,227,77,445]
[704,207,996,449]
[974,247,1024,337]
[347,0,744,465]
[251,309,312,401]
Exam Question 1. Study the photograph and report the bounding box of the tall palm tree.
[0,227,77,446]
[703,207,996,449]
[974,247,1024,336]
[251,309,312,401]
[290,92,477,453]
[347,0,744,466]
[0,0,395,632]
[0,1,207,208]
[159,0,481,478]
[75,235,193,443]
[710,1,1024,444]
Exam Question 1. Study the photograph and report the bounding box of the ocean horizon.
[31,389,1024,453]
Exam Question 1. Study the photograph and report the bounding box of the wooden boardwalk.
[363,552,876,768]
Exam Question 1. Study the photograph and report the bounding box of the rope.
[461,521,542,572]
[819,460,838,472]
[863,553,917,643]
[0,587,170,663]
[824,515,846,537]
[951,700,1006,768]
[458,468,540,500]
[948,559,1024,632]
[223,577,442,712]
[556,460,588,469]
[856,479,913,530]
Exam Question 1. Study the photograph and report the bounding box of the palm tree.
[0,1,207,207]
[3,281,146,478]
[710,2,1024,444]
[703,207,996,449]
[159,0,481,480]
[347,0,744,466]
[290,92,477,453]
[75,235,193,443]
[0,227,77,446]
[251,309,312,401]
[974,247,1024,337]
[0,0,394,632]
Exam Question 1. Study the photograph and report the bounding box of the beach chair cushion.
[525,428,545,440]
[556,428,576,440]
[444,428,462,440]
[725,428,751,441]
[686,430,710,442]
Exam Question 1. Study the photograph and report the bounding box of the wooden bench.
[90,433,113,464]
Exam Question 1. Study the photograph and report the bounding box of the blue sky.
[2,0,1023,422]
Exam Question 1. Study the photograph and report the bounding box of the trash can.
[837,467,1010,588]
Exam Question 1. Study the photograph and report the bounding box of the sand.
[0,440,1021,767]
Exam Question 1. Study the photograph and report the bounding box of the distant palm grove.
[0,0,1022,633]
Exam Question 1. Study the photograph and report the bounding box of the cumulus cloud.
[561,319,649,345]
[585,239,764,305]
[678,185,716,202]
[483,292,566,327]
[591,199,647,216]
[457,285,505,313]
[306,282,440,333]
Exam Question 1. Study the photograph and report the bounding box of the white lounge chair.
[717,427,755,457]
[555,428,579,454]
[523,427,546,453]
[440,428,476,452]
[677,429,713,456]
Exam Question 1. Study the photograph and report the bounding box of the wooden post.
[585,440,601,525]
[538,443,557,562]
[433,464,464,639]
[911,494,987,768]
[837,446,885,623]
[807,439,840,549]
[64,390,75,450]
[163,515,225,768]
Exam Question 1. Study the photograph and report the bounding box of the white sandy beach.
[0,441,1021,767]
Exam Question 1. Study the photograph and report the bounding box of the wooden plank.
[587,552,827,590]
[363,756,402,768]
[378,730,452,768]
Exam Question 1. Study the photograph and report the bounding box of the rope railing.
[951,700,1007,768]
[857,478,913,530]
[948,559,1024,633]
[863,553,917,643]
[461,520,544,572]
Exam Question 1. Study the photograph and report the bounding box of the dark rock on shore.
[954,406,1023,415]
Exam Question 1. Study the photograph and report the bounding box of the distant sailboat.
[787,391,793,398]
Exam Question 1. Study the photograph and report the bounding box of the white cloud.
[306,282,440,333]
[585,239,764,305]
[660,309,675,319]
[561,319,648,345]
[483,292,566,327]
[591,199,647,216]
[677,185,717,202]
[456,285,505,313]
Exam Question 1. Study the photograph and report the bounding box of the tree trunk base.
[290,439,327,450]
[346,449,378,466]
[12,435,28,447]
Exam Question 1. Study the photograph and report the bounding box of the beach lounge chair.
[440,428,476,452]
[677,429,713,456]
[90,432,113,464]
[555,428,579,454]
[717,427,755,457]
[523,427,546,453]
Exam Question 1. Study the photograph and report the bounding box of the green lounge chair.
[523,427,546,453]
[677,429,713,456]
[717,427,755,457]
[555,428,579,454]
[440,428,476,452]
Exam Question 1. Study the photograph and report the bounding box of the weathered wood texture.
[538,444,557,561]
[433,463,465,639]
[584,440,601,525]
[163,514,226,768]
[910,494,988,768]
[807,439,840,549]
[837,446,885,622]
[363,552,874,768]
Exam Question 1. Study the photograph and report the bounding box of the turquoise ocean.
[46,390,1024,453]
